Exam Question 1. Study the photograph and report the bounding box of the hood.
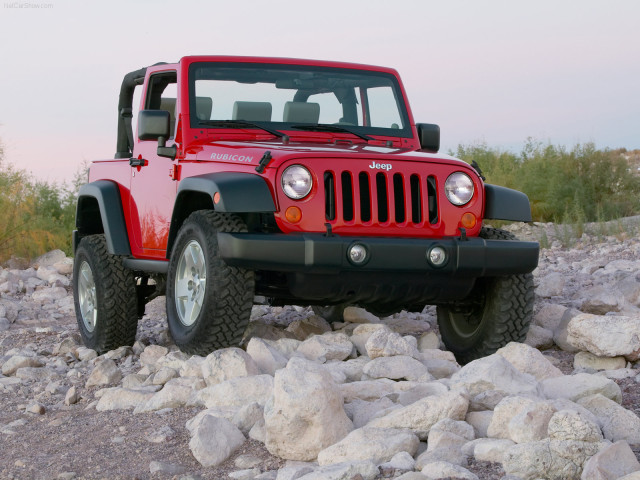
[191,139,470,170]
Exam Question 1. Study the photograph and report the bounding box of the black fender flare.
[166,172,276,255]
[484,184,533,222]
[74,180,131,255]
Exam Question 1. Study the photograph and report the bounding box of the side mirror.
[138,110,176,160]
[416,123,440,152]
[138,110,170,140]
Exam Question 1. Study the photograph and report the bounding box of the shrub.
[453,140,640,223]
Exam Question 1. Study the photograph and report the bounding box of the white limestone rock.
[296,460,379,480]
[449,354,542,398]
[201,347,261,386]
[580,440,640,480]
[566,313,640,361]
[487,396,536,440]
[502,439,602,480]
[86,359,122,388]
[472,438,515,463]
[547,409,603,443]
[495,342,563,381]
[466,410,493,438]
[246,337,288,375]
[574,351,628,371]
[507,400,556,444]
[264,357,353,461]
[419,461,479,480]
[2,355,44,376]
[541,373,622,403]
[316,427,419,466]
[188,414,245,467]
[296,332,354,362]
[344,397,399,428]
[96,387,156,411]
[365,328,420,359]
[190,374,274,408]
[139,345,169,369]
[577,394,640,446]
[362,355,431,381]
[367,390,469,440]
[343,306,380,324]
[537,272,565,297]
[524,324,555,349]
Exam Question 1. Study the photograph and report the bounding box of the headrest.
[283,101,320,124]
[195,96,213,120]
[232,101,272,122]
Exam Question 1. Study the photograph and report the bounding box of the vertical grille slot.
[324,171,336,221]
[393,173,405,223]
[427,175,438,224]
[341,172,354,222]
[376,173,389,223]
[358,172,372,222]
[410,174,422,224]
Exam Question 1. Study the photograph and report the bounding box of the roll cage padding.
[75,180,131,255]
[484,184,533,222]
[115,63,168,159]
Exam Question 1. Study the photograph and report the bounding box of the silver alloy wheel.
[78,260,97,332]
[175,239,207,327]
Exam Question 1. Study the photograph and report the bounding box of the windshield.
[188,62,411,138]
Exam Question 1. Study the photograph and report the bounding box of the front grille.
[324,170,438,225]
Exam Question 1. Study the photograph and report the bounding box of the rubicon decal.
[369,161,392,171]
[210,153,254,163]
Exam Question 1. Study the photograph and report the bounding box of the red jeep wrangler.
[72,56,538,363]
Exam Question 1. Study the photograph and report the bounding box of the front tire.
[437,227,534,364]
[166,211,254,355]
[73,235,138,353]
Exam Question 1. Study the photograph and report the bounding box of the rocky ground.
[1,223,640,480]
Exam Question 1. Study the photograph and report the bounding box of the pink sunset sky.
[0,0,639,184]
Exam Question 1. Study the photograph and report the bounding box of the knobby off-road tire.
[73,235,139,353]
[437,227,534,365]
[166,211,254,355]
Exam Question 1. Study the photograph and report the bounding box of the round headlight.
[445,172,474,206]
[282,165,312,199]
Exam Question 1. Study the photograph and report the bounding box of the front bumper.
[217,232,539,277]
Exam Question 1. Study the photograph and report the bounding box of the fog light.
[348,244,368,265]
[428,246,447,267]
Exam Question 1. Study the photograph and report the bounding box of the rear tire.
[166,211,254,355]
[437,227,534,364]
[73,235,138,353]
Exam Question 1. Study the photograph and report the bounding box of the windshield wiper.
[198,120,288,140]
[290,124,372,142]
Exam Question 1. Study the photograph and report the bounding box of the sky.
[0,0,639,184]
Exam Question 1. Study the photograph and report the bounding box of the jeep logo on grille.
[369,161,392,171]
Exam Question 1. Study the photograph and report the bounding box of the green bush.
[452,140,640,223]
[0,141,83,263]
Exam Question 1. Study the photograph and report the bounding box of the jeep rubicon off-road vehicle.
[72,56,538,364]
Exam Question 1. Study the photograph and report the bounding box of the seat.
[159,97,177,136]
[232,101,272,122]
[283,101,320,123]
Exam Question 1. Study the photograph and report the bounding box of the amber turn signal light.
[461,213,477,229]
[285,206,302,223]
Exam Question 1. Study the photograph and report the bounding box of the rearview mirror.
[416,123,440,152]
